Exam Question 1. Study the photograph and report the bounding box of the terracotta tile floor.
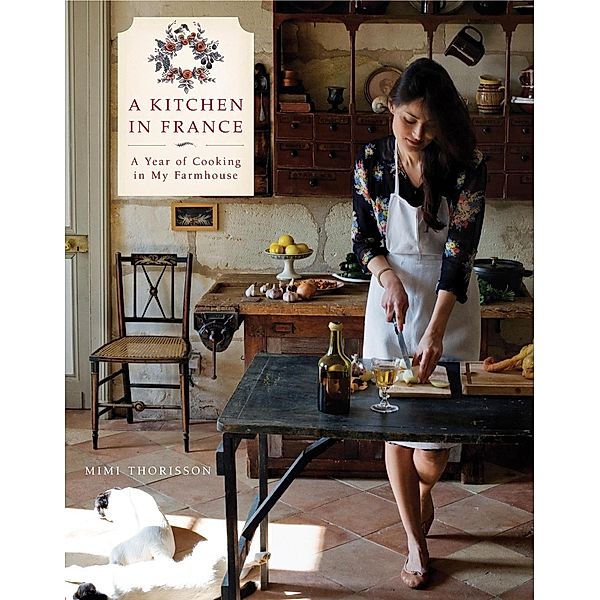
[65,411,533,599]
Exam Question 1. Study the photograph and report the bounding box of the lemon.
[278,234,295,247]
[285,244,301,255]
[269,243,284,254]
[295,243,310,253]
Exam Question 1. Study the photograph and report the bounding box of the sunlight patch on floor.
[66,509,326,573]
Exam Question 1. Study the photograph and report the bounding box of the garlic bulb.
[244,283,259,297]
[266,284,283,300]
[282,290,299,302]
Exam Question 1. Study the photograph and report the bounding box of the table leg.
[258,433,269,589]
[460,443,485,484]
[221,433,241,600]
[219,436,338,598]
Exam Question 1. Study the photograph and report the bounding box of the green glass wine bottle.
[317,322,352,415]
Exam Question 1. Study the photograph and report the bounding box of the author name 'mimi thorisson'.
[85,465,212,476]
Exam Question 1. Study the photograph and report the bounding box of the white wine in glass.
[371,357,401,413]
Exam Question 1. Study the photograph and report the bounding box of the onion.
[297,281,317,300]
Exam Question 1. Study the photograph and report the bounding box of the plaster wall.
[109,1,534,419]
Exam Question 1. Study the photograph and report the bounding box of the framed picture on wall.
[171,202,218,231]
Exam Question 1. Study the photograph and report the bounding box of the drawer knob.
[329,123,337,132]
[291,122,299,129]
[309,178,319,187]
[367,125,376,133]
[520,153,530,162]
[482,127,491,134]
[521,127,530,134]
[290,150,298,158]
[328,150,337,159]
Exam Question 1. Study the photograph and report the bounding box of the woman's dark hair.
[388,58,476,230]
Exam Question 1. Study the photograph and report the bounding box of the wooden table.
[196,274,533,480]
[215,353,533,600]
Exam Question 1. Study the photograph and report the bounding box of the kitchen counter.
[194,274,533,365]
[195,272,533,319]
[195,273,368,317]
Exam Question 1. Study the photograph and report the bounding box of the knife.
[392,316,412,370]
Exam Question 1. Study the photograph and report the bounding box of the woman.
[352,58,486,589]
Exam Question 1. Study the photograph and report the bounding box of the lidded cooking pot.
[473,257,533,294]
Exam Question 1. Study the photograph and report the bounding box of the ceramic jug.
[444,26,485,66]
[519,65,534,98]
[475,75,505,114]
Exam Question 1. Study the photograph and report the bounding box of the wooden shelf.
[274,6,533,32]
[272,2,534,199]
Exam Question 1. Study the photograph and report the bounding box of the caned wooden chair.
[90,252,194,452]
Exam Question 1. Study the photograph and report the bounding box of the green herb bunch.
[478,278,516,305]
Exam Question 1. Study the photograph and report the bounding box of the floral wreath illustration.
[148,21,224,94]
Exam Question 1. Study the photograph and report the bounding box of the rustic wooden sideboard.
[194,273,533,480]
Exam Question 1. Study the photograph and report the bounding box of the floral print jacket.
[352,135,486,304]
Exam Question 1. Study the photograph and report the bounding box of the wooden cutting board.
[461,361,534,396]
[388,365,451,397]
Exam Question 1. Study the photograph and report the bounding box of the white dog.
[65,487,269,600]
[94,487,176,565]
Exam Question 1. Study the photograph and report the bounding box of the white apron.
[362,142,480,450]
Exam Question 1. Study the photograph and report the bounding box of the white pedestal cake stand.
[264,249,313,281]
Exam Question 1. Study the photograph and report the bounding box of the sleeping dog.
[65,487,268,600]
[94,487,176,565]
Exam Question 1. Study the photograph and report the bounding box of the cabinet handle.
[328,123,337,132]
[520,153,530,162]
[521,127,530,134]
[367,126,376,133]
[291,122,299,129]
[328,150,337,159]
[309,178,319,187]
[289,150,298,158]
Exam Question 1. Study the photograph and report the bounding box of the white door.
[65,1,110,409]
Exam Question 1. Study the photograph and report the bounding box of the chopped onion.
[402,367,418,384]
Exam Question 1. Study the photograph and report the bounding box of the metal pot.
[473,257,533,294]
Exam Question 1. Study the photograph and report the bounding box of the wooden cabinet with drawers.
[505,115,534,198]
[274,112,390,196]
[272,2,533,201]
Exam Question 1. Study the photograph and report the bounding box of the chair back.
[115,253,193,341]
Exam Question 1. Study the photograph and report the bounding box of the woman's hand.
[413,331,444,383]
[413,290,456,382]
[379,270,409,326]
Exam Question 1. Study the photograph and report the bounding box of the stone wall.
[110,1,534,419]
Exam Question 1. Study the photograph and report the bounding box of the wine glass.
[370,357,401,413]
